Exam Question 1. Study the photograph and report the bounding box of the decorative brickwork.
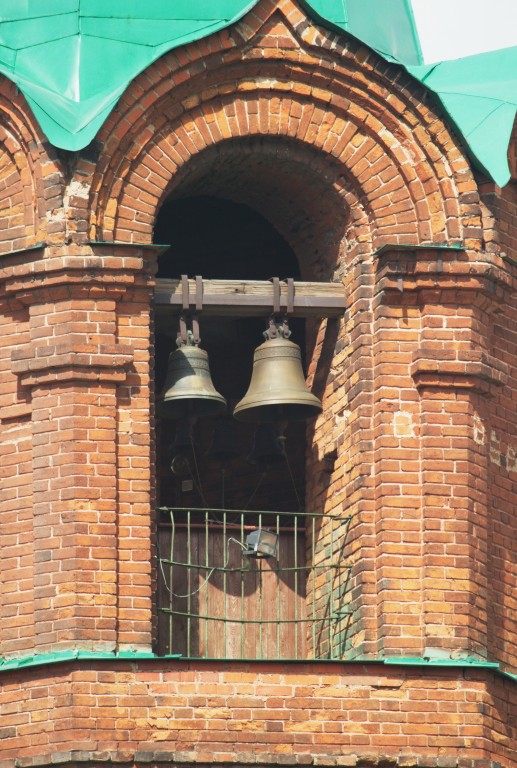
[0,0,516,766]
[0,244,157,654]
[477,177,517,677]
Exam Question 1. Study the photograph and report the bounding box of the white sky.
[411,0,517,63]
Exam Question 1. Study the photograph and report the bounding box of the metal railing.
[157,507,352,660]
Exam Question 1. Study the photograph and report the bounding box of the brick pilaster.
[3,244,156,654]
[375,246,509,659]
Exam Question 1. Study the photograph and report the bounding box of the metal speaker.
[233,337,322,422]
[157,345,226,420]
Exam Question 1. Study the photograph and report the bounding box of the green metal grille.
[157,507,352,660]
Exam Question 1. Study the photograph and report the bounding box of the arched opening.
[153,143,349,661]
[154,195,301,280]
[154,137,348,280]
[154,195,306,513]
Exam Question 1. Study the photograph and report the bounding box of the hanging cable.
[284,449,303,511]
[244,470,266,510]
[189,433,207,506]
[160,531,248,598]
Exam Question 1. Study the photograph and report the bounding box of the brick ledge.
[2,752,506,768]
[411,347,508,393]
[11,342,134,386]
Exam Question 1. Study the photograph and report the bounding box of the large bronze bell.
[234,336,322,422]
[157,345,226,420]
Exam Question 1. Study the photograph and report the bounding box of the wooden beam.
[153,278,346,318]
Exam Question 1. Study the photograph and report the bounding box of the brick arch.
[89,0,477,250]
[145,136,368,280]
[92,85,451,247]
[0,78,62,251]
[85,0,487,663]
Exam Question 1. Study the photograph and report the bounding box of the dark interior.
[154,195,307,514]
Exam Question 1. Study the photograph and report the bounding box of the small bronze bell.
[157,345,226,420]
[248,423,285,467]
[234,327,322,422]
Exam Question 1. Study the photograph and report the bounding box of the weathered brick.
[0,1,515,768]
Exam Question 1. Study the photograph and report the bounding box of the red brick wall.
[0,245,157,655]
[0,0,516,765]
[85,0,490,663]
[0,661,515,766]
[477,179,517,673]
[0,290,33,655]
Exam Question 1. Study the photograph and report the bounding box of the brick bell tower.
[0,1,516,767]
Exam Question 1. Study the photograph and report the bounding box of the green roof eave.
[308,0,517,186]
[0,1,515,185]
[0,0,260,150]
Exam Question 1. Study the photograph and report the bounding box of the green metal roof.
[1,0,516,185]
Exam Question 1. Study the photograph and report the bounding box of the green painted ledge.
[0,650,178,673]
[374,243,466,256]
[0,651,515,685]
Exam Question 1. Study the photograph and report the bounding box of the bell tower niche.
[153,194,308,515]
[152,193,346,661]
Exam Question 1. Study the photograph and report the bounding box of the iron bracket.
[177,274,204,345]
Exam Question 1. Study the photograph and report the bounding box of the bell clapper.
[272,412,302,511]
[276,414,288,449]
[207,414,240,509]
[187,413,207,506]
[243,470,267,511]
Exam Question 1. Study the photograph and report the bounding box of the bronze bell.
[157,345,226,420]
[234,336,322,423]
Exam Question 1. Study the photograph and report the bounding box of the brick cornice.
[0,243,157,303]
[11,341,133,386]
[2,752,509,768]
[375,246,514,306]
[411,346,508,393]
